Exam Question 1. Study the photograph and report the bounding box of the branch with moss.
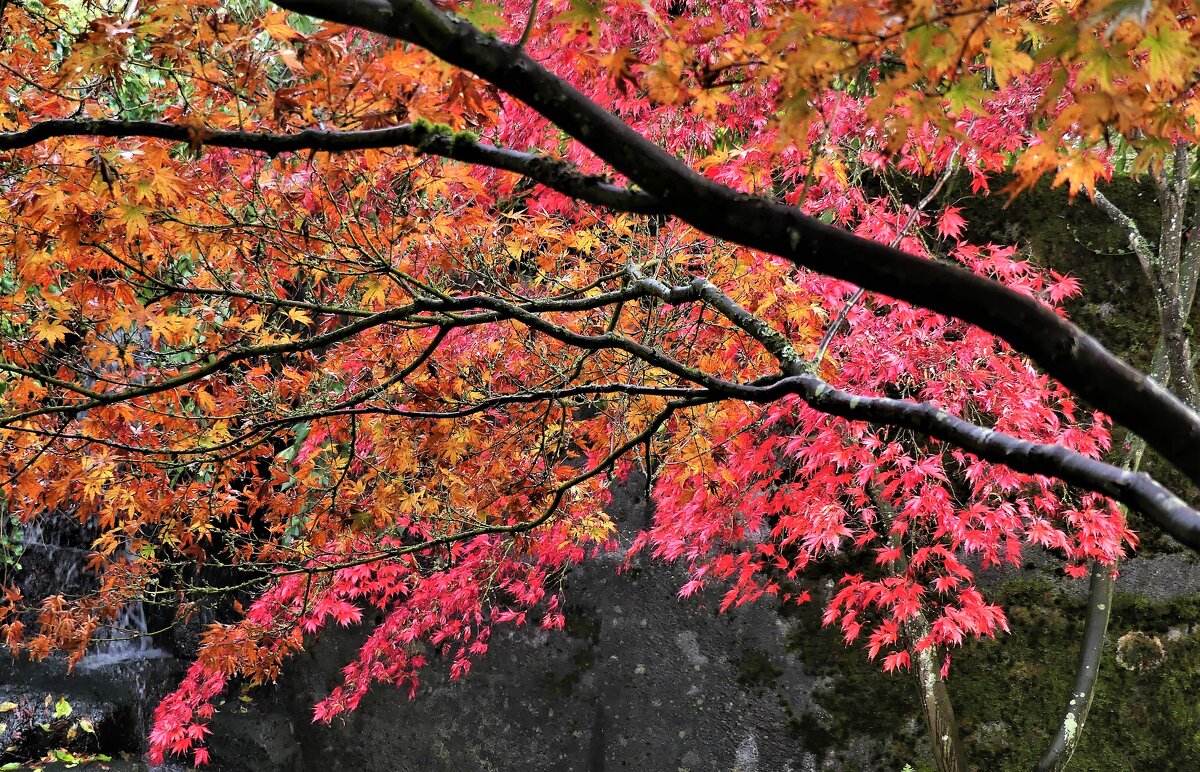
[262,0,1200,492]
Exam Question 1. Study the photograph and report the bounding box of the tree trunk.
[908,615,969,772]
[1043,145,1199,769]
[1034,565,1115,772]
[868,481,969,771]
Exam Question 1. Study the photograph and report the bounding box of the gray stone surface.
[193,475,831,771]
[212,557,821,772]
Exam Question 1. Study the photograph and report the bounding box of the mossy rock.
[784,577,1200,770]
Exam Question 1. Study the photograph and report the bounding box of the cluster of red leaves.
[149,525,592,765]
[635,248,1130,651]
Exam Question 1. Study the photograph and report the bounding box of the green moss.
[451,129,480,147]
[411,117,455,136]
[781,595,925,768]
[958,175,1162,376]
[783,578,1200,769]
[953,579,1200,769]
[539,603,600,698]
[735,647,784,691]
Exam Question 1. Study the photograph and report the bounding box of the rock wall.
[204,481,846,772]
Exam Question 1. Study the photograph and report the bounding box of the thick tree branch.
[867,482,967,772]
[767,373,1200,549]
[1182,198,1200,314]
[0,118,665,215]
[267,0,1200,492]
[624,273,1200,551]
[1093,189,1158,290]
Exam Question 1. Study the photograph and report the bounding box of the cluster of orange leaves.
[0,0,821,664]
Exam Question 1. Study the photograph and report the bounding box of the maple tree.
[2,0,1200,769]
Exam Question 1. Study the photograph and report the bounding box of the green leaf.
[52,697,71,719]
[987,38,1033,88]
[943,75,990,115]
[1140,25,1189,84]
[553,0,610,28]
[460,2,507,31]
[1078,41,1131,91]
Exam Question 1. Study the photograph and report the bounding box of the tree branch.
[1093,189,1159,291]
[1034,565,1114,772]
[8,260,1196,550]
[266,0,1200,492]
[760,372,1200,550]
[0,118,665,215]
[619,273,1200,551]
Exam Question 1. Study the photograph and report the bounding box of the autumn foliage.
[1,0,1197,765]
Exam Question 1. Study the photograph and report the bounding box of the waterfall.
[18,517,168,667]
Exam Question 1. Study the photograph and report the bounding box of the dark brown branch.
[0,118,665,215]
[8,264,1196,549]
[268,0,1200,492]
[632,271,1200,551]
[756,373,1200,550]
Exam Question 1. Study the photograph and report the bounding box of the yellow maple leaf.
[1052,152,1107,198]
[285,308,314,326]
[32,319,72,347]
[1138,23,1189,87]
[261,10,301,41]
[987,37,1034,88]
[114,203,151,237]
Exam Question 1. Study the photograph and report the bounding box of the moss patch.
[783,579,1200,769]
[735,647,784,692]
[782,595,925,769]
[539,603,601,698]
[954,578,1200,769]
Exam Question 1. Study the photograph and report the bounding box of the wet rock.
[0,652,182,767]
[0,687,129,765]
[208,709,302,771]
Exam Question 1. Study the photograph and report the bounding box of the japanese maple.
[0,0,1197,769]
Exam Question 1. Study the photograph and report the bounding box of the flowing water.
[12,516,178,762]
